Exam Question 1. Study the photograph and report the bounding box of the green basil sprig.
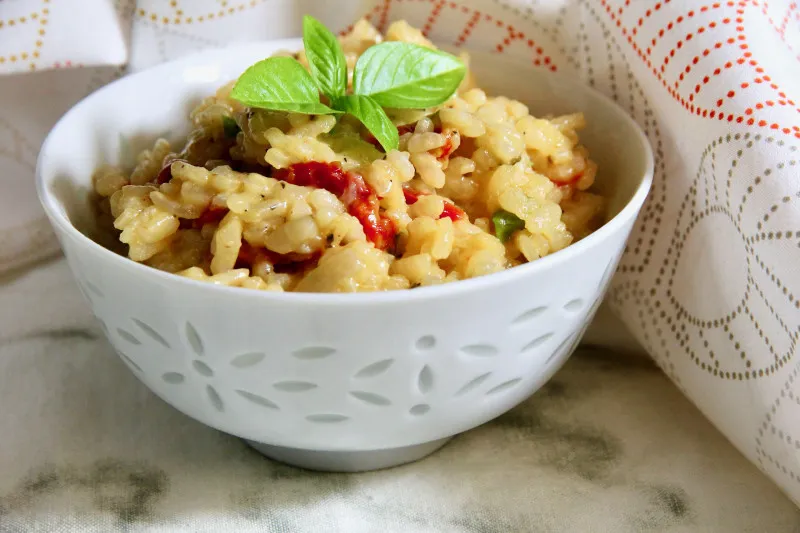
[229,16,466,152]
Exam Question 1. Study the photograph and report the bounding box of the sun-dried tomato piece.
[274,161,397,250]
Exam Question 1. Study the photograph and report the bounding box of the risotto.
[92,19,605,293]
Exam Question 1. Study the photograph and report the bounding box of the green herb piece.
[222,116,241,138]
[302,15,348,99]
[353,42,466,109]
[492,209,525,243]
[338,95,399,152]
[230,56,339,115]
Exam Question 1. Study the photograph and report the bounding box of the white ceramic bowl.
[36,40,653,472]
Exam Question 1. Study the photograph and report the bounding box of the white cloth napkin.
[1,0,799,507]
[4,260,799,531]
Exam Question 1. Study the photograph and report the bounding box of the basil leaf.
[230,56,340,115]
[302,15,347,99]
[339,95,399,152]
[222,116,240,138]
[492,209,525,243]
[353,42,466,108]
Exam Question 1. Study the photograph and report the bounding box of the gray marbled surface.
[0,258,798,532]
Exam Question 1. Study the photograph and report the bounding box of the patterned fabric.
[0,0,129,74]
[0,0,798,508]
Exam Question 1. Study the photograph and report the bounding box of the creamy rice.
[92,20,605,293]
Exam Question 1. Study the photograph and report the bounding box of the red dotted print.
[352,0,798,137]
[455,10,481,45]
[357,0,559,71]
[494,23,555,70]
[353,2,385,32]
[421,0,445,35]
[378,0,391,31]
[755,0,800,59]
[602,0,798,137]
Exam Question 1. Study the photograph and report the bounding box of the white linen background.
[1,0,798,506]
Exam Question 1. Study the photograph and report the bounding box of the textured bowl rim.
[36,39,654,306]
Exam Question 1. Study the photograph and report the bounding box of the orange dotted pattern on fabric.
[345,0,797,137]
[342,0,558,71]
[602,0,799,138]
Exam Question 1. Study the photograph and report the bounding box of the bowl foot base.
[244,437,453,472]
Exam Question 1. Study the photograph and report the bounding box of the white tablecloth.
[0,259,797,532]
